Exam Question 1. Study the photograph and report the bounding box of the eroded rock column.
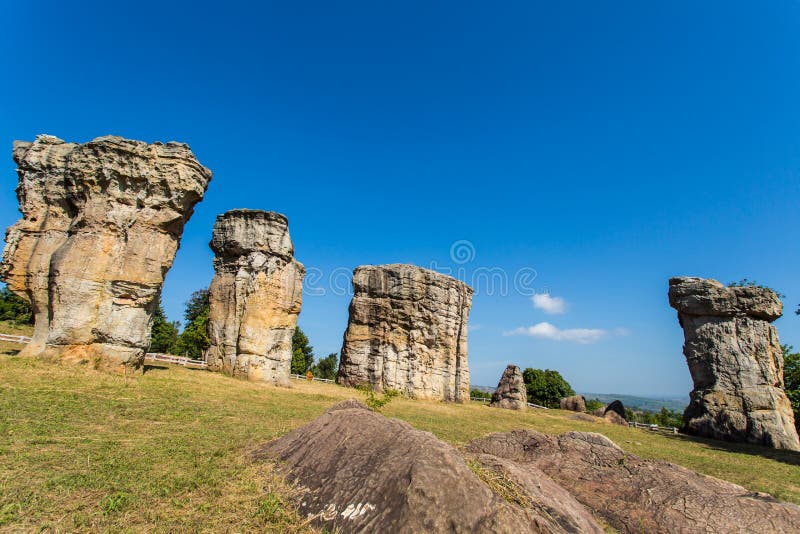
[337,264,473,402]
[206,210,304,385]
[490,364,527,410]
[1,135,211,368]
[669,276,800,450]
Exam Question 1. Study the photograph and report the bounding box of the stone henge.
[337,264,473,401]
[669,276,800,450]
[205,210,305,385]
[0,135,211,369]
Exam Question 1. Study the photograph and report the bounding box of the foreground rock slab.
[337,264,473,402]
[1,135,211,368]
[466,429,800,533]
[206,210,304,385]
[669,276,800,450]
[490,364,527,410]
[254,400,602,533]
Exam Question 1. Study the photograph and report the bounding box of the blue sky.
[2,1,799,397]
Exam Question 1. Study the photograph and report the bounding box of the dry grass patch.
[1,353,800,531]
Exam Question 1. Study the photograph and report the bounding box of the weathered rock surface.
[206,210,304,385]
[490,364,527,410]
[603,410,628,426]
[466,429,800,533]
[560,395,586,412]
[604,399,625,419]
[255,401,602,533]
[337,264,473,402]
[1,135,211,368]
[669,276,800,450]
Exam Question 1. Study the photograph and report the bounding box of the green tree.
[0,286,33,325]
[310,353,338,380]
[470,388,492,400]
[521,368,575,408]
[173,290,210,359]
[585,398,604,412]
[783,344,800,434]
[148,301,179,353]
[290,327,314,374]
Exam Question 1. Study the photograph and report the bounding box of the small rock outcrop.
[337,264,473,402]
[255,401,602,533]
[560,395,586,412]
[490,365,527,410]
[0,135,211,368]
[466,430,800,533]
[206,210,304,385]
[669,277,800,450]
[604,400,625,419]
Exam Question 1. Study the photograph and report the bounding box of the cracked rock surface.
[1,134,211,368]
[255,401,602,533]
[337,264,472,401]
[206,210,304,385]
[669,276,800,450]
[466,429,800,533]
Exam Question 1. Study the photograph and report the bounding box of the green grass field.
[1,336,800,531]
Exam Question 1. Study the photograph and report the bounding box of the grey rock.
[560,395,586,412]
[337,264,473,402]
[669,276,800,450]
[0,135,211,368]
[604,399,625,419]
[206,210,304,385]
[490,365,527,410]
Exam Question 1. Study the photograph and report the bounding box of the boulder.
[255,400,602,533]
[337,264,473,402]
[591,407,606,417]
[466,429,800,533]
[205,210,305,385]
[0,135,211,368]
[604,400,625,419]
[669,277,800,450]
[560,395,586,412]
[603,410,628,426]
[490,364,527,410]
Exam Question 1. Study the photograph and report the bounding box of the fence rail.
[0,333,32,344]
[628,421,679,434]
[144,353,207,369]
[469,396,549,409]
[290,373,335,383]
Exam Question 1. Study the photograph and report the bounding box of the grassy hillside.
[1,352,800,531]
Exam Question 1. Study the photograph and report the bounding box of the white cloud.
[504,321,607,344]
[531,293,567,314]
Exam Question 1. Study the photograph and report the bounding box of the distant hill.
[580,393,687,413]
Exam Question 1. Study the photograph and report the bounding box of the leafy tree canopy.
[172,290,210,359]
[521,368,575,408]
[291,326,314,374]
[148,301,179,353]
[310,352,338,380]
[0,286,33,325]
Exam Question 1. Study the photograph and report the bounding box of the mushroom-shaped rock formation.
[669,276,800,450]
[206,210,304,385]
[0,135,211,369]
[337,264,473,402]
